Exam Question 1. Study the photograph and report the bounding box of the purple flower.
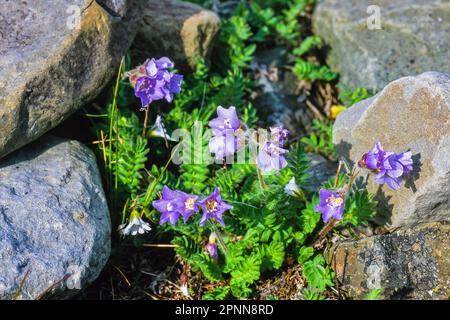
[270,126,289,145]
[208,133,237,160]
[152,186,183,225]
[358,142,386,170]
[208,106,241,159]
[154,57,174,69]
[135,76,166,109]
[164,72,183,103]
[315,189,345,223]
[359,142,413,190]
[208,106,240,135]
[174,190,199,223]
[205,233,218,261]
[152,186,199,225]
[374,151,413,190]
[197,188,233,227]
[256,141,288,173]
[133,57,183,109]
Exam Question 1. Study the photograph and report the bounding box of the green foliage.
[301,119,337,160]
[229,254,262,298]
[292,35,337,82]
[179,123,211,194]
[293,35,322,56]
[343,190,377,226]
[301,288,325,300]
[88,0,381,301]
[339,87,372,107]
[202,287,231,300]
[275,0,314,45]
[364,288,384,300]
[293,60,337,82]
[302,254,334,292]
[299,196,321,236]
[213,15,256,70]
[298,246,314,264]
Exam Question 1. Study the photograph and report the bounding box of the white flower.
[150,115,175,141]
[284,177,302,198]
[180,283,189,297]
[119,216,151,236]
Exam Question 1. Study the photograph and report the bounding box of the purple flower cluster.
[315,189,345,223]
[152,186,232,227]
[132,57,183,110]
[256,126,289,173]
[208,106,240,160]
[359,142,413,190]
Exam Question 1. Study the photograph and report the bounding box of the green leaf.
[302,254,334,292]
[364,288,384,300]
[298,246,314,264]
[202,287,231,300]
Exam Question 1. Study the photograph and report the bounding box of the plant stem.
[142,107,150,137]
[311,218,337,246]
[334,160,343,188]
[109,57,125,218]
[256,167,267,190]
[140,142,182,217]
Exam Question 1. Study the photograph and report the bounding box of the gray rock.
[306,153,337,192]
[0,0,142,160]
[0,136,110,299]
[313,0,450,91]
[131,0,220,70]
[333,72,450,227]
[329,221,450,300]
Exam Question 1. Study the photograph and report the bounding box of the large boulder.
[333,72,450,227]
[330,221,450,300]
[0,0,142,160]
[313,0,450,91]
[131,0,220,70]
[0,136,110,299]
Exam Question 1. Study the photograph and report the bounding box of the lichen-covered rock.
[0,0,142,160]
[333,72,450,227]
[330,221,450,300]
[0,136,110,299]
[313,0,450,91]
[131,0,220,70]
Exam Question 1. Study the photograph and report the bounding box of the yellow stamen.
[205,199,218,213]
[185,198,195,210]
[328,195,344,207]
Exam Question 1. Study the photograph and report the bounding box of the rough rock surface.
[131,0,220,70]
[0,136,110,299]
[251,47,317,137]
[333,72,450,227]
[330,221,450,300]
[0,0,142,159]
[313,0,450,91]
